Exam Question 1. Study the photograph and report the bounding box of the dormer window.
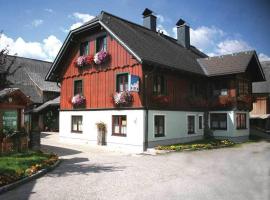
[80,42,89,56]
[96,35,107,52]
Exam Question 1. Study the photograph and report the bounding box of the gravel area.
[1,132,269,200]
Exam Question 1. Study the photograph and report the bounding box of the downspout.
[143,65,157,151]
[143,73,148,151]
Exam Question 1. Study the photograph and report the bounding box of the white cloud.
[32,19,43,27]
[259,53,270,61]
[215,39,252,55]
[44,8,53,13]
[69,12,95,30]
[157,24,169,36]
[157,15,165,23]
[0,33,62,61]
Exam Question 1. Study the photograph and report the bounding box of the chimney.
[176,19,190,48]
[142,8,156,31]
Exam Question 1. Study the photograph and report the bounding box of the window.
[112,115,127,136]
[96,35,107,52]
[187,115,195,134]
[116,73,129,92]
[210,113,227,130]
[74,80,83,95]
[238,79,249,96]
[154,115,165,137]
[236,113,247,129]
[71,116,83,132]
[220,89,228,96]
[199,115,203,129]
[80,41,89,56]
[153,75,166,95]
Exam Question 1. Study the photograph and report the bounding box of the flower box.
[75,50,109,68]
[113,91,133,106]
[71,94,86,106]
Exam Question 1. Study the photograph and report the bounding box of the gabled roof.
[252,61,270,93]
[2,55,59,103]
[197,51,265,81]
[46,11,207,81]
[0,88,32,104]
[46,10,265,83]
[31,96,60,113]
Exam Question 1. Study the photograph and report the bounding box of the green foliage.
[44,110,58,131]
[0,151,58,186]
[156,139,235,151]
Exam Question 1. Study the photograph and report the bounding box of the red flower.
[84,55,94,65]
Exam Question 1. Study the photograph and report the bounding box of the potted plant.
[96,121,106,145]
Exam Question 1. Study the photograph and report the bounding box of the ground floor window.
[154,115,165,137]
[71,116,83,133]
[112,115,127,136]
[210,113,227,130]
[236,113,247,129]
[199,115,203,130]
[187,115,195,134]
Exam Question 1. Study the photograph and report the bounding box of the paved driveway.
[1,133,270,200]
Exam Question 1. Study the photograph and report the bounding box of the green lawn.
[0,151,58,186]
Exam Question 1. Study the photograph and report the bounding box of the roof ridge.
[7,55,52,64]
[199,50,255,60]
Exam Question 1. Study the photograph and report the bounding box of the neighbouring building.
[45,9,265,151]
[250,61,270,132]
[1,56,60,132]
[0,88,31,133]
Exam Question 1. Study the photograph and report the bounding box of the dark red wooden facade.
[60,29,254,111]
[60,33,143,109]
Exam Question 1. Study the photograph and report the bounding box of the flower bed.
[0,151,58,187]
[113,91,133,106]
[156,139,235,152]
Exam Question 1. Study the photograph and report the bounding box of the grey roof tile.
[252,61,270,93]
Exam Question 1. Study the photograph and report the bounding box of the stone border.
[0,159,61,195]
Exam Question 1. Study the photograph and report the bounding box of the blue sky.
[0,0,269,61]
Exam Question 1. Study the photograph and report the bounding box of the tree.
[0,31,20,88]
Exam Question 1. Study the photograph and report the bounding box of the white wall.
[59,109,145,151]
[147,110,204,146]
[209,110,250,138]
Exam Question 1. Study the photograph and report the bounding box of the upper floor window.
[96,35,107,52]
[153,74,166,96]
[74,80,83,95]
[80,42,89,56]
[212,81,228,96]
[116,73,129,92]
[238,79,249,96]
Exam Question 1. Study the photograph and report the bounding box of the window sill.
[154,134,165,138]
[112,134,126,137]
[71,131,83,134]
